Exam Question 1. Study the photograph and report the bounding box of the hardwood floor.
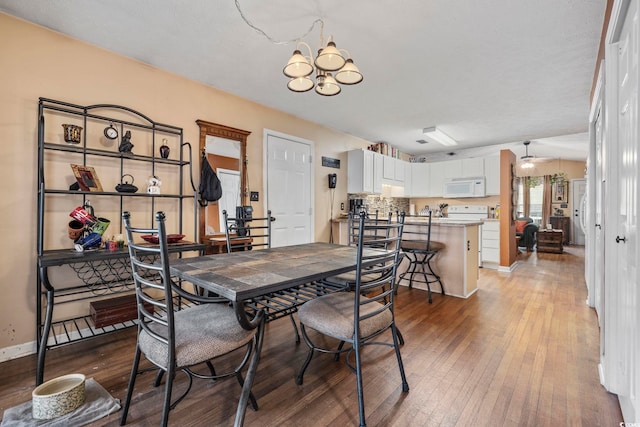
[0,246,622,426]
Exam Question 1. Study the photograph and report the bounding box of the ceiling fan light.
[315,73,341,96]
[287,76,314,92]
[521,161,535,169]
[283,50,313,78]
[335,59,363,85]
[315,41,346,71]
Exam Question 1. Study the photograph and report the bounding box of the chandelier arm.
[235,0,324,45]
[337,48,352,59]
[296,41,315,61]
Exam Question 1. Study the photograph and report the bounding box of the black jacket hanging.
[198,155,223,206]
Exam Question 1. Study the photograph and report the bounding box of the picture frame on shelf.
[71,164,103,192]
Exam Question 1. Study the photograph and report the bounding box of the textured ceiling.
[0,0,605,161]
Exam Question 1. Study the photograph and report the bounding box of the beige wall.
[0,14,371,354]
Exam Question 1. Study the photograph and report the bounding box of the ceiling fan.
[519,140,550,169]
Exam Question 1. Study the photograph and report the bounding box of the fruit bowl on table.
[140,234,185,244]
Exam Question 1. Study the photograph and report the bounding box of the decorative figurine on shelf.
[159,138,170,159]
[146,175,162,195]
[118,130,134,154]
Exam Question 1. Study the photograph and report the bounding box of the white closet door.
[265,132,313,247]
[602,2,639,417]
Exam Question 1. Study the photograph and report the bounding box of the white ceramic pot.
[32,373,86,419]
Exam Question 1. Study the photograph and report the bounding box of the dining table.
[169,242,380,327]
[169,241,392,426]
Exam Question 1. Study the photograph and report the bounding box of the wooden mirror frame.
[196,119,251,247]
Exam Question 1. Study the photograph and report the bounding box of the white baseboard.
[397,281,476,299]
[497,261,519,273]
[598,362,606,387]
[0,340,37,364]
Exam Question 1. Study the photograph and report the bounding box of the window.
[528,179,543,224]
[517,176,543,225]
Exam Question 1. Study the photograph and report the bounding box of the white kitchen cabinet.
[429,162,447,196]
[402,161,412,196]
[395,158,405,181]
[373,152,383,193]
[461,158,484,177]
[484,155,500,195]
[383,155,395,180]
[348,149,381,194]
[410,163,430,197]
[382,156,405,185]
[442,159,463,179]
[481,220,500,268]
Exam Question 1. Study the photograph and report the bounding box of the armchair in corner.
[515,217,538,252]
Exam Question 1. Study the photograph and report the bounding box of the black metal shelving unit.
[36,98,203,385]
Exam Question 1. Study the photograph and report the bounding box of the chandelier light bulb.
[283,50,314,78]
[315,73,341,96]
[287,76,314,92]
[315,41,346,71]
[335,59,363,85]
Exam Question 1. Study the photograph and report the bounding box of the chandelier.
[234,1,362,97]
[283,33,363,96]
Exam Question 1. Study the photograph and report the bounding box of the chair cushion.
[401,240,445,252]
[323,271,384,287]
[139,303,255,369]
[298,292,392,341]
[515,220,529,233]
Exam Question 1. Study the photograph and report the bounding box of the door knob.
[616,236,627,243]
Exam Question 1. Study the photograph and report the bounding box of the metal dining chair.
[397,211,445,303]
[222,209,273,252]
[222,209,304,343]
[322,211,394,287]
[295,212,408,427]
[121,211,264,427]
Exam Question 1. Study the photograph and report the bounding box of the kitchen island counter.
[331,218,480,298]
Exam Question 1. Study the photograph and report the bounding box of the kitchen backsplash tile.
[348,194,410,216]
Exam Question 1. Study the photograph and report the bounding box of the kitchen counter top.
[332,217,484,227]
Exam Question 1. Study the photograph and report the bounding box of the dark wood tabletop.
[170,242,371,301]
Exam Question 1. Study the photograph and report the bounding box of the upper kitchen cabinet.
[382,156,405,186]
[442,159,463,179]
[429,161,447,196]
[403,161,412,196]
[484,155,500,195]
[410,163,431,197]
[347,149,383,194]
[461,158,484,177]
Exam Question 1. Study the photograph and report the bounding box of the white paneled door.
[265,131,313,247]
[217,168,240,233]
[571,179,586,245]
[602,1,639,420]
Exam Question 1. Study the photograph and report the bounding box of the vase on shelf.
[159,139,170,159]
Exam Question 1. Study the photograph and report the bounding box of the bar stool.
[398,211,445,303]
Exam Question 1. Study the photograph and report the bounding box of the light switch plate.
[250,191,259,201]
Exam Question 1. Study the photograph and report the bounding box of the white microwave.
[443,177,486,198]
